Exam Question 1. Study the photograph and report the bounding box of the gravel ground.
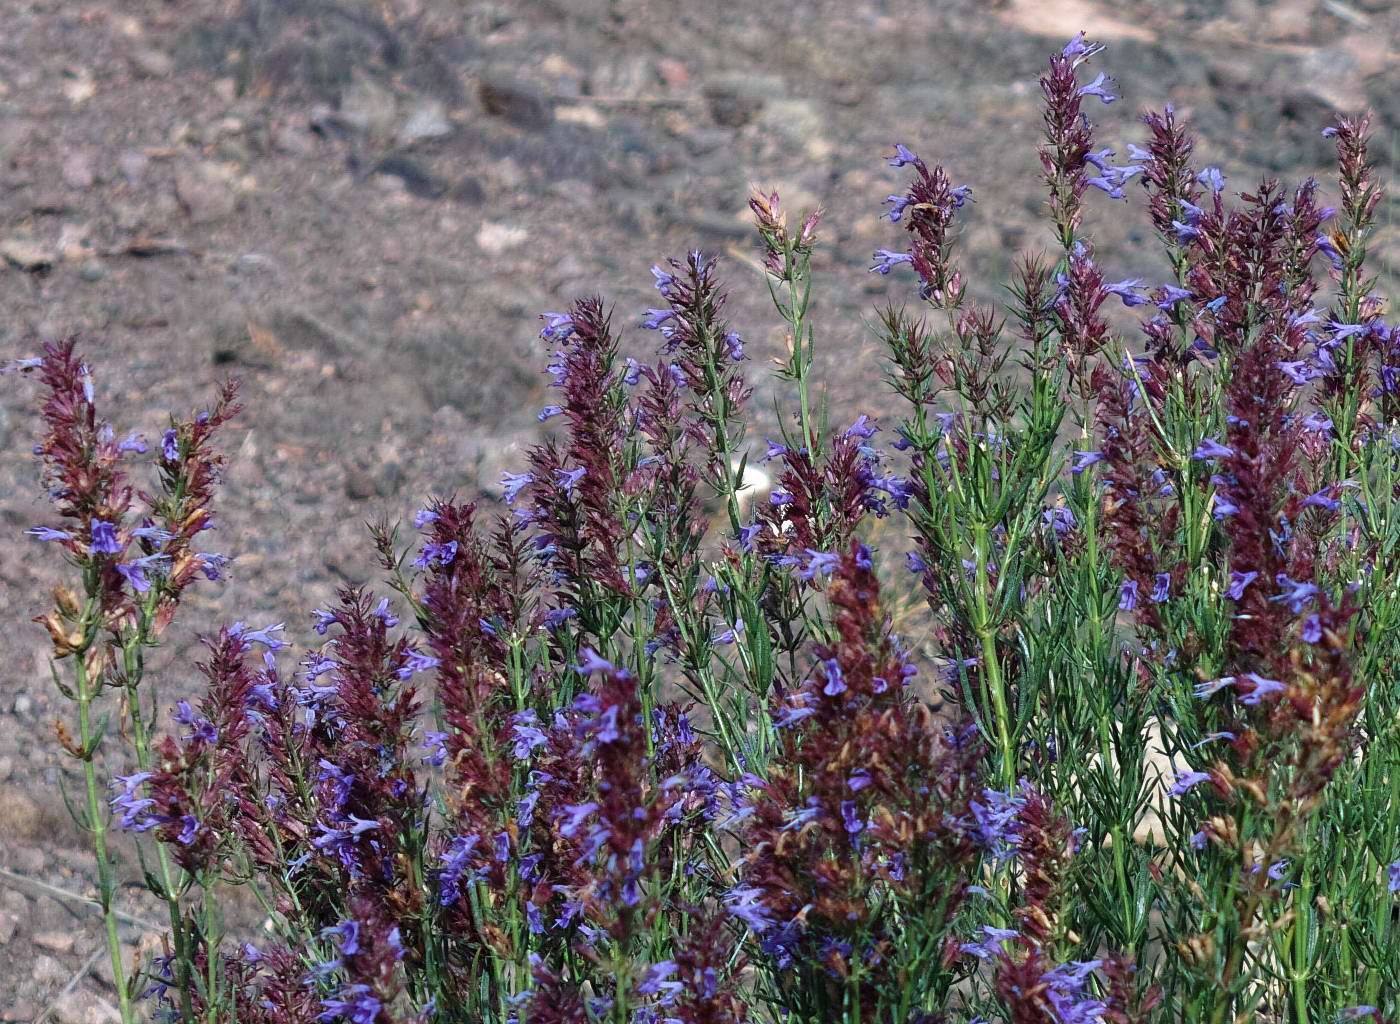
[0,0,1395,1015]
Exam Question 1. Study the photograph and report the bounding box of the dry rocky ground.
[0,0,1395,1016]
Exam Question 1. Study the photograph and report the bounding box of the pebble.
[130,47,175,78]
[475,221,528,256]
[61,150,97,189]
[34,930,76,953]
[0,910,16,945]
[32,953,67,987]
[477,75,553,130]
[397,100,452,146]
[11,693,33,715]
[53,991,122,1024]
[174,160,238,223]
[0,236,53,271]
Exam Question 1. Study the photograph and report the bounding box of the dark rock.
[373,155,446,199]
[478,76,553,130]
[344,467,377,501]
[703,84,763,128]
[446,174,485,204]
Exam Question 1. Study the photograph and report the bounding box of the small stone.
[477,76,553,130]
[0,910,16,944]
[62,150,97,189]
[131,47,174,78]
[0,755,12,781]
[344,468,377,501]
[0,236,53,271]
[0,790,41,840]
[475,221,528,256]
[339,75,398,136]
[32,953,66,987]
[79,260,107,282]
[272,121,316,156]
[53,991,121,1024]
[174,160,238,223]
[34,930,75,953]
[117,149,147,185]
[372,156,446,199]
[397,100,452,145]
[10,692,34,714]
[446,175,485,205]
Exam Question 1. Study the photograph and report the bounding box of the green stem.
[75,654,135,1024]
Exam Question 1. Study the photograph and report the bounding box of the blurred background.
[0,0,1395,1013]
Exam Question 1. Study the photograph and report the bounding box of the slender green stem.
[75,653,135,1024]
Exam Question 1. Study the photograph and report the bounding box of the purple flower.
[26,526,72,543]
[1104,278,1147,306]
[1301,488,1340,512]
[1043,507,1076,536]
[232,622,287,651]
[1194,675,1236,699]
[1278,360,1320,385]
[109,772,157,831]
[887,143,920,167]
[971,786,1025,862]
[1062,32,1104,64]
[1170,770,1212,796]
[651,265,676,296]
[1239,673,1286,705]
[118,431,148,454]
[724,885,772,933]
[845,414,877,439]
[637,960,681,1001]
[501,471,532,505]
[396,650,440,680]
[553,466,586,499]
[1387,861,1400,893]
[1301,412,1334,434]
[1197,167,1226,192]
[319,984,381,1024]
[840,800,864,835]
[961,925,1019,961]
[1172,220,1201,244]
[641,307,676,332]
[906,550,928,575]
[883,194,913,222]
[161,429,179,462]
[1151,573,1170,603]
[575,648,616,675]
[1156,285,1194,309]
[88,518,122,555]
[116,554,170,594]
[1119,579,1139,611]
[870,249,914,275]
[1077,72,1117,104]
[415,540,459,568]
[801,549,839,580]
[538,405,563,422]
[821,658,846,697]
[539,312,575,341]
[1072,450,1103,473]
[1192,437,1233,460]
[1226,570,1259,601]
[1272,574,1319,613]
[769,490,794,507]
[1302,614,1323,644]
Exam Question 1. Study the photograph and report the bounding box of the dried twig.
[0,867,162,932]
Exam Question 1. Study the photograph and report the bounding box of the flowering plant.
[8,35,1400,1024]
